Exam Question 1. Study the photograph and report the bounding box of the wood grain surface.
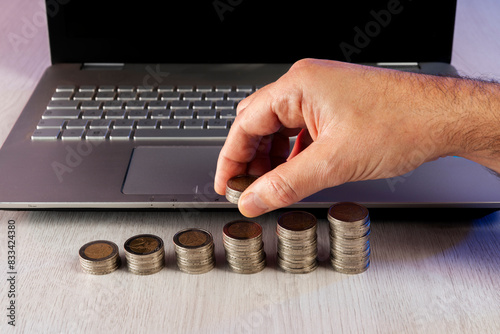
[0,0,499,333]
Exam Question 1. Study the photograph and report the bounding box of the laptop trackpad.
[122,146,220,195]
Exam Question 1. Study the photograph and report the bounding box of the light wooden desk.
[1,1,499,333]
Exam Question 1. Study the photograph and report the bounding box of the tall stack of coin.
[276,211,318,274]
[79,240,121,275]
[124,234,165,275]
[173,228,216,274]
[222,220,266,274]
[328,202,371,274]
[225,174,258,204]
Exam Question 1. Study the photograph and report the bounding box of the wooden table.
[1,0,499,333]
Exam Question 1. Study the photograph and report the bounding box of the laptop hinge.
[81,63,125,70]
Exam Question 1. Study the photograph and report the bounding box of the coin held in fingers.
[225,174,259,204]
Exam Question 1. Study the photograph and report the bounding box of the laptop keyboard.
[32,85,259,141]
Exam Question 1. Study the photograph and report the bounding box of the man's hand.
[214,59,500,217]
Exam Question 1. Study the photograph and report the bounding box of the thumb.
[238,141,334,217]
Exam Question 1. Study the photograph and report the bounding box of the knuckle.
[265,173,299,207]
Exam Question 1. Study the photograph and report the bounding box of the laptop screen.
[47,0,456,64]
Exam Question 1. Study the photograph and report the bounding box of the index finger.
[214,82,305,195]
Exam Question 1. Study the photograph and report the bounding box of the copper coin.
[173,228,212,249]
[79,240,118,262]
[223,220,262,240]
[277,211,317,232]
[328,202,369,224]
[124,234,163,255]
[226,174,258,192]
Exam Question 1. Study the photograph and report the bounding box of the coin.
[225,174,259,204]
[124,234,165,275]
[223,220,266,274]
[173,228,215,275]
[276,211,318,274]
[79,240,120,275]
[328,202,371,275]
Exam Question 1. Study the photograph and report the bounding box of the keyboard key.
[151,110,172,119]
[95,91,116,101]
[82,110,104,119]
[219,109,237,119]
[80,101,102,110]
[31,128,60,140]
[102,101,124,109]
[215,85,232,92]
[79,85,96,92]
[227,92,248,101]
[207,119,229,129]
[236,85,254,92]
[117,85,135,92]
[73,91,94,100]
[125,100,147,109]
[215,100,236,109]
[182,92,203,100]
[66,119,89,129]
[136,119,158,129]
[148,101,169,110]
[109,128,133,140]
[105,109,127,119]
[113,119,136,129]
[61,129,85,140]
[170,101,191,109]
[172,110,195,119]
[98,85,116,92]
[139,92,159,101]
[42,109,81,119]
[117,92,137,100]
[137,86,154,92]
[56,85,75,93]
[134,128,229,140]
[37,119,66,129]
[47,100,80,110]
[161,92,181,101]
[128,110,149,119]
[160,119,182,129]
[89,119,112,129]
[183,119,205,129]
[51,91,73,100]
[192,101,213,110]
[177,85,194,92]
[205,92,225,100]
[197,109,217,119]
[86,129,108,140]
[196,85,213,92]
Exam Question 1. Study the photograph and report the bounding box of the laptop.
[0,0,498,209]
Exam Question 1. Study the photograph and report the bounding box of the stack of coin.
[173,228,216,274]
[328,202,371,274]
[124,234,165,275]
[222,220,266,274]
[276,211,318,274]
[79,240,121,275]
[225,175,259,204]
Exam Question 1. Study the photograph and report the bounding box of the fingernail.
[239,192,269,217]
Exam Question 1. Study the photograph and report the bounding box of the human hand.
[214,59,500,217]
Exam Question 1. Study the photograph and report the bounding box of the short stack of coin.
[225,174,258,204]
[223,220,266,274]
[124,234,165,275]
[328,202,371,274]
[173,228,215,274]
[276,211,318,274]
[79,240,121,275]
